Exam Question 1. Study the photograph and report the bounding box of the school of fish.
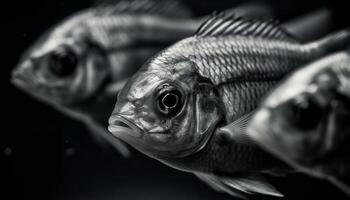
[10,0,350,199]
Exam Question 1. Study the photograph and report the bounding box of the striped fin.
[94,0,192,18]
[195,172,284,198]
[195,12,298,42]
[217,112,257,145]
[195,172,247,199]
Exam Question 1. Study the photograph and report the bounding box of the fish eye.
[48,47,78,77]
[156,83,183,117]
[289,94,323,130]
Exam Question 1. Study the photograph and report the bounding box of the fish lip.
[11,76,25,88]
[11,72,32,90]
[11,66,36,87]
[108,114,143,137]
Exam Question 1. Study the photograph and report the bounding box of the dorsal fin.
[94,0,192,18]
[195,12,297,42]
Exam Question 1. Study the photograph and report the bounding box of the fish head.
[108,57,223,158]
[248,55,350,166]
[11,14,109,106]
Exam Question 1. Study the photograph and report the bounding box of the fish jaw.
[11,70,56,107]
[11,59,35,85]
[11,69,30,90]
[108,112,177,157]
[11,61,45,99]
[108,114,143,138]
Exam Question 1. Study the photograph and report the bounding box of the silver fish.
[10,0,275,157]
[108,13,350,198]
[247,50,350,196]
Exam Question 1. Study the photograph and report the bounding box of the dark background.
[3,0,350,199]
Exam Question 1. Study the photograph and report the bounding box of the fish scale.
[221,81,277,121]
[161,37,324,121]
[173,37,316,84]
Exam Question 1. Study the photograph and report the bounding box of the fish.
[10,0,276,157]
[108,12,350,198]
[247,49,350,196]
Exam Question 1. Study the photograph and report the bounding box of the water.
[3,0,349,199]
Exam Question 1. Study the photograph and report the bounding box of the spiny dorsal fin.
[195,12,297,42]
[194,172,284,199]
[94,0,192,18]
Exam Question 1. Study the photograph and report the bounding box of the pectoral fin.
[194,172,283,199]
[195,172,248,199]
[216,112,256,145]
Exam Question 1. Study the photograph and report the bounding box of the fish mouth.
[108,114,143,138]
[11,72,37,92]
[11,75,27,89]
[11,65,38,89]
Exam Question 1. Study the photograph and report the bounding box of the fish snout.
[11,67,34,89]
[11,69,23,84]
[11,60,36,84]
[108,114,143,138]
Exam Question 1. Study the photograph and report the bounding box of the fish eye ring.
[156,83,183,116]
[48,46,78,77]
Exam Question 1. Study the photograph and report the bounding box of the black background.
[3,0,350,199]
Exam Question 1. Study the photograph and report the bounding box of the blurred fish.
[108,13,350,198]
[247,50,350,195]
[282,7,333,42]
[10,0,275,157]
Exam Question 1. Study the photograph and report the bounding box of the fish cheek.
[194,81,224,139]
[75,47,109,96]
[84,47,108,77]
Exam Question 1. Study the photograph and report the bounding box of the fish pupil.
[290,96,323,130]
[49,48,78,77]
[162,93,178,109]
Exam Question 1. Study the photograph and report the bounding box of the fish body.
[247,50,350,195]
[109,13,350,197]
[11,0,275,156]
